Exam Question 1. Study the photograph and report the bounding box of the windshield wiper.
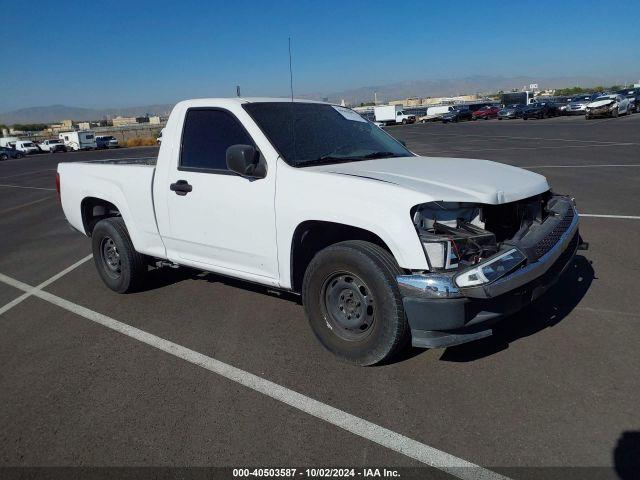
[297,151,402,168]
[358,151,399,159]
[297,156,366,167]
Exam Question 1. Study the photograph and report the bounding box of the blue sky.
[1,0,638,111]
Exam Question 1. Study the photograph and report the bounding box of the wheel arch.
[80,196,122,236]
[289,220,402,293]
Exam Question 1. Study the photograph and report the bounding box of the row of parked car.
[0,134,120,160]
[435,88,639,124]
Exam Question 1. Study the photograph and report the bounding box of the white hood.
[587,98,616,108]
[308,156,549,205]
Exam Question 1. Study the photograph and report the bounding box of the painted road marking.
[525,164,640,169]
[0,196,54,216]
[0,255,92,316]
[411,131,640,145]
[580,214,640,220]
[0,184,56,191]
[0,270,508,480]
[0,169,56,179]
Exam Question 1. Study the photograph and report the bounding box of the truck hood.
[307,156,549,204]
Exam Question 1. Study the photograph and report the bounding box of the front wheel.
[0,153,8,161]
[92,217,148,293]
[612,108,619,118]
[302,241,409,366]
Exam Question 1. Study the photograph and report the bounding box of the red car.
[472,106,501,120]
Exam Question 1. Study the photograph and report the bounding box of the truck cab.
[14,140,40,154]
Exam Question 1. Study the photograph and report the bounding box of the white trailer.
[374,105,416,125]
[419,106,454,122]
[0,136,20,148]
[59,130,97,151]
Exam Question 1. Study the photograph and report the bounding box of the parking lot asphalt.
[1,114,639,479]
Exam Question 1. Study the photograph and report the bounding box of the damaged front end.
[397,193,583,348]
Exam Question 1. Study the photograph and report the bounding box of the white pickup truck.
[57,98,582,365]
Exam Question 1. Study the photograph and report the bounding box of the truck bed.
[84,158,157,166]
[58,159,165,258]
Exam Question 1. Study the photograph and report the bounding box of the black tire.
[302,240,409,366]
[612,108,619,118]
[91,217,148,293]
[16,153,24,159]
[0,153,8,161]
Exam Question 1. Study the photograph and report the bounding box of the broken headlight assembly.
[412,202,499,271]
[454,248,526,287]
[411,200,533,287]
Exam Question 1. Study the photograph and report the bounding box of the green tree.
[11,123,48,131]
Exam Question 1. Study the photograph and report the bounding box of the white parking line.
[525,164,640,169]
[0,254,92,316]
[413,132,640,146]
[448,144,633,153]
[0,184,55,191]
[0,270,507,480]
[0,196,54,216]
[0,169,56,179]
[580,214,640,220]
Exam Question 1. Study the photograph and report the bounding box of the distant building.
[112,116,139,127]
[48,119,76,133]
[148,115,167,125]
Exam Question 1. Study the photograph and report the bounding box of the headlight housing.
[454,248,526,287]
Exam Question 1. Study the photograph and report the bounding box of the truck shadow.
[142,265,303,304]
[614,431,640,480]
[439,254,594,362]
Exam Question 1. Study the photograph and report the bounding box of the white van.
[15,140,40,154]
[59,130,97,151]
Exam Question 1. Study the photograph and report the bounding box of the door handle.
[170,180,193,196]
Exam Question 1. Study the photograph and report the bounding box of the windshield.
[243,102,412,167]
[594,96,614,102]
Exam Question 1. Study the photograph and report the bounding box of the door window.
[180,108,255,172]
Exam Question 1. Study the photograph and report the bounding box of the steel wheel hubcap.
[322,273,375,341]
[101,236,121,278]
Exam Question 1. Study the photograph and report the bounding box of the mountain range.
[0,75,629,124]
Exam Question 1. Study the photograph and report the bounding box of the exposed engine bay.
[412,191,575,273]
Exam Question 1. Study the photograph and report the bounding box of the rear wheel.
[92,217,148,293]
[302,241,409,366]
[0,153,8,161]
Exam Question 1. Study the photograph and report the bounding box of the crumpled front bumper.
[396,201,581,348]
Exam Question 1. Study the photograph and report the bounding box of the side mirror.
[226,144,266,178]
